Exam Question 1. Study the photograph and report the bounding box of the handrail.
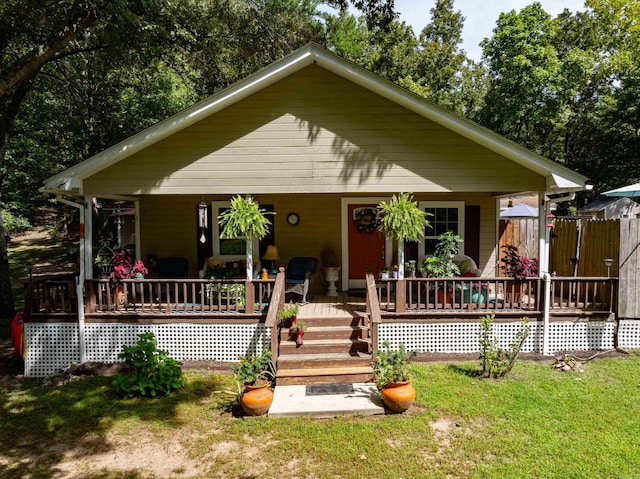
[365,272,382,360]
[265,267,286,368]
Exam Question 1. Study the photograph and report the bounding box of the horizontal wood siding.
[84,66,545,196]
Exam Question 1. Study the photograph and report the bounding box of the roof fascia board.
[43,48,317,192]
[311,48,587,190]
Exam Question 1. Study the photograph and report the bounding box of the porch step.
[279,338,369,355]
[278,352,372,369]
[268,383,384,418]
[280,325,362,341]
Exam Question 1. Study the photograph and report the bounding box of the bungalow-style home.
[26,43,635,379]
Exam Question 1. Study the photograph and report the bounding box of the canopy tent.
[602,182,640,198]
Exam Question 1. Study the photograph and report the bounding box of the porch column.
[84,197,94,279]
[538,192,550,275]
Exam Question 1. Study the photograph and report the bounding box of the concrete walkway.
[268,382,385,418]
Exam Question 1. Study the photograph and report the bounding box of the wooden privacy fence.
[550,218,639,318]
[499,219,539,274]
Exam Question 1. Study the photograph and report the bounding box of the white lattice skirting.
[25,322,270,377]
[24,320,640,377]
[379,320,618,355]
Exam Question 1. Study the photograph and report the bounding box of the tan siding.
[84,65,545,196]
[137,194,498,288]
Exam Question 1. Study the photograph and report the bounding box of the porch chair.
[285,256,318,303]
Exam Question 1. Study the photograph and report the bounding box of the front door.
[347,204,386,289]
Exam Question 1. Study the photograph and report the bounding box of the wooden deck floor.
[297,293,366,319]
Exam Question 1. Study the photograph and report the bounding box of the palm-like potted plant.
[218,195,273,281]
[377,193,431,279]
[373,340,417,413]
[277,302,299,328]
[420,231,463,303]
[321,247,341,296]
[229,348,275,416]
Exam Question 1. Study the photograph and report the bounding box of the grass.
[2,354,640,478]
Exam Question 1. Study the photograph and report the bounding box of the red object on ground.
[11,310,26,359]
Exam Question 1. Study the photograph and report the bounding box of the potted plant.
[500,244,539,300]
[229,349,275,416]
[131,259,148,279]
[94,254,112,277]
[290,320,308,346]
[377,193,431,279]
[321,247,341,297]
[218,195,273,281]
[405,260,417,278]
[373,340,417,413]
[277,302,299,328]
[420,231,462,302]
[380,266,390,280]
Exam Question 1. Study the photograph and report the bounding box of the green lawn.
[1,354,639,478]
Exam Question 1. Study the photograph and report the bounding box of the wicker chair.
[284,257,318,303]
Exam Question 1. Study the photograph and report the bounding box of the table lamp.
[262,245,280,274]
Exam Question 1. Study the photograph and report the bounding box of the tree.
[412,0,468,108]
[0,0,398,319]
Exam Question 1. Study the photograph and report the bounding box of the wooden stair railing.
[364,272,382,360]
[265,267,286,368]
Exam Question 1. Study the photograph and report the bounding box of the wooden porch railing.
[23,273,78,317]
[375,277,617,316]
[82,278,276,315]
[265,268,286,367]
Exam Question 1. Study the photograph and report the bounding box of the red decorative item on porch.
[296,328,304,346]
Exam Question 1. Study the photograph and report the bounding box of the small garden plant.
[373,340,417,389]
[478,314,530,378]
[114,332,186,398]
[230,348,275,387]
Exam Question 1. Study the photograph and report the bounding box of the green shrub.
[114,332,186,398]
[2,210,30,236]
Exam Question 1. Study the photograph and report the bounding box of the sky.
[354,0,587,61]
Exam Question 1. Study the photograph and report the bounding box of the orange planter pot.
[240,382,274,416]
[380,380,416,413]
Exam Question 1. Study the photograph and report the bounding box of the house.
[43,43,587,285]
[26,43,633,378]
[578,197,640,219]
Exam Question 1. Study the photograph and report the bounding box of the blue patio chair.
[285,257,318,303]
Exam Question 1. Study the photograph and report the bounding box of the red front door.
[348,204,386,287]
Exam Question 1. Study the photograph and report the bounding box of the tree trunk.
[0,79,35,319]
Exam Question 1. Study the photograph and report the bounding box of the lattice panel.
[546,322,614,353]
[378,322,541,354]
[85,323,270,363]
[618,320,640,349]
[25,323,80,377]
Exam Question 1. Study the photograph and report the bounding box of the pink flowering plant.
[131,260,148,277]
[109,252,132,282]
[500,245,538,279]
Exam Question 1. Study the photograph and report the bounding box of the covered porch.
[22,271,631,378]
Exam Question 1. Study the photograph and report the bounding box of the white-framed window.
[211,201,259,258]
[419,201,465,257]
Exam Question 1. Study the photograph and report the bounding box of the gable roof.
[43,43,588,195]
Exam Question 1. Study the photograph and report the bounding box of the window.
[211,201,259,257]
[419,201,465,256]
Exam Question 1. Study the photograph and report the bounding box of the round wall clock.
[287,212,300,226]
